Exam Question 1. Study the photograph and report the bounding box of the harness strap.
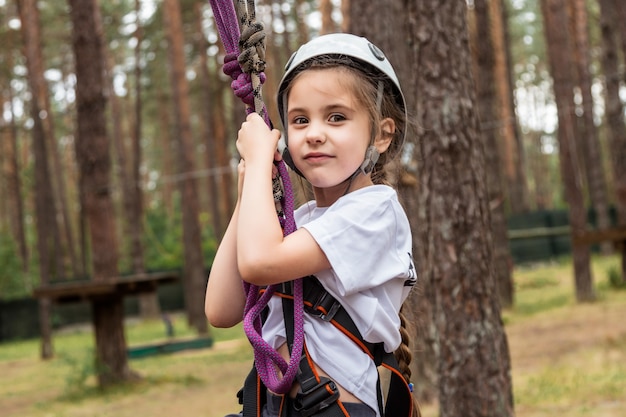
[277,277,414,417]
[282,286,347,417]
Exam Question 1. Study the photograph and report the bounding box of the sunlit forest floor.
[1,255,625,417]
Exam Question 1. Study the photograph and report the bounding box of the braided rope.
[208,0,303,395]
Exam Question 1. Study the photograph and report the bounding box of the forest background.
[0,0,625,416]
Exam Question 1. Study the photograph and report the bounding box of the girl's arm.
[205,164,247,328]
[236,114,331,286]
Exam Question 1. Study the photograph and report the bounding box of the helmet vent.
[368,43,386,62]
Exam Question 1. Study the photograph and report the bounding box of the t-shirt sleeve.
[301,190,409,295]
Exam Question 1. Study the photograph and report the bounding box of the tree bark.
[347,0,438,404]
[409,2,515,416]
[69,0,135,385]
[527,130,553,210]
[17,0,79,280]
[1,66,29,272]
[613,0,626,85]
[319,0,336,35]
[540,0,595,301]
[492,0,529,214]
[598,0,626,281]
[470,0,515,309]
[92,294,139,385]
[163,0,208,334]
[570,0,612,255]
[157,89,176,218]
[351,1,515,415]
[195,1,223,239]
[17,0,62,360]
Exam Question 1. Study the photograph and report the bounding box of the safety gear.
[233,277,415,417]
[277,33,407,175]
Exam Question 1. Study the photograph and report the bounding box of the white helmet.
[277,33,407,174]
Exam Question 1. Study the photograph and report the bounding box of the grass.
[1,254,625,417]
[501,255,626,417]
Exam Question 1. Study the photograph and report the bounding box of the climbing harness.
[207,2,414,416]
[240,276,415,417]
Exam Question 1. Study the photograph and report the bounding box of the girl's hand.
[237,113,281,164]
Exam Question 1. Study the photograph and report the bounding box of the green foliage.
[142,202,217,273]
[607,264,626,290]
[58,348,97,394]
[0,233,28,299]
[143,205,185,271]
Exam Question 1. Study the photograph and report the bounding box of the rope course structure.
[208,0,304,395]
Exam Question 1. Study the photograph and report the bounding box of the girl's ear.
[375,117,396,154]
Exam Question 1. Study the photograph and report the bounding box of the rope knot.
[223,52,266,106]
[238,22,266,74]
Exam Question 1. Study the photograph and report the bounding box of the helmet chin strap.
[360,145,380,175]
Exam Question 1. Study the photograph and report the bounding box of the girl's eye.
[329,113,346,122]
[292,116,308,125]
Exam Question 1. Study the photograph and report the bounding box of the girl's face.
[286,68,373,198]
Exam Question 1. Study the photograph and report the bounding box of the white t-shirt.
[262,184,416,415]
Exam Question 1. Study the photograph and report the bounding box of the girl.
[206,33,418,417]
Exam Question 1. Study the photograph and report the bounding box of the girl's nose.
[305,121,326,143]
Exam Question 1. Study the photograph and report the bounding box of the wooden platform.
[572,226,626,246]
[33,271,180,304]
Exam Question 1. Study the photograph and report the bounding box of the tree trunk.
[528,130,553,210]
[92,294,139,385]
[163,0,208,334]
[613,0,626,85]
[132,0,158,317]
[157,90,175,217]
[599,0,626,281]
[347,0,439,405]
[409,2,515,416]
[17,0,62,360]
[492,0,529,214]
[98,0,156,318]
[195,1,223,239]
[69,0,134,385]
[570,0,612,255]
[17,0,78,280]
[470,0,515,309]
[1,69,29,272]
[540,0,594,301]
[319,0,335,35]
[292,0,309,47]
[340,0,350,33]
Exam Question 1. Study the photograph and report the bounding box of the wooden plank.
[508,225,626,246]
[508,226,571,240]
[32,271,180,303]
[572,227,626,246]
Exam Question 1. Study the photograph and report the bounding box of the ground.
[1,258,625,417]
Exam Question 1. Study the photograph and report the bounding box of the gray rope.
[235,0,267,120]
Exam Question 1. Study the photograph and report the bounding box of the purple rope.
[208,0,303,395]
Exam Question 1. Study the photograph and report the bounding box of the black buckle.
[303,280,342,322]
[293,376,340,417]
[305,290,341,321]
